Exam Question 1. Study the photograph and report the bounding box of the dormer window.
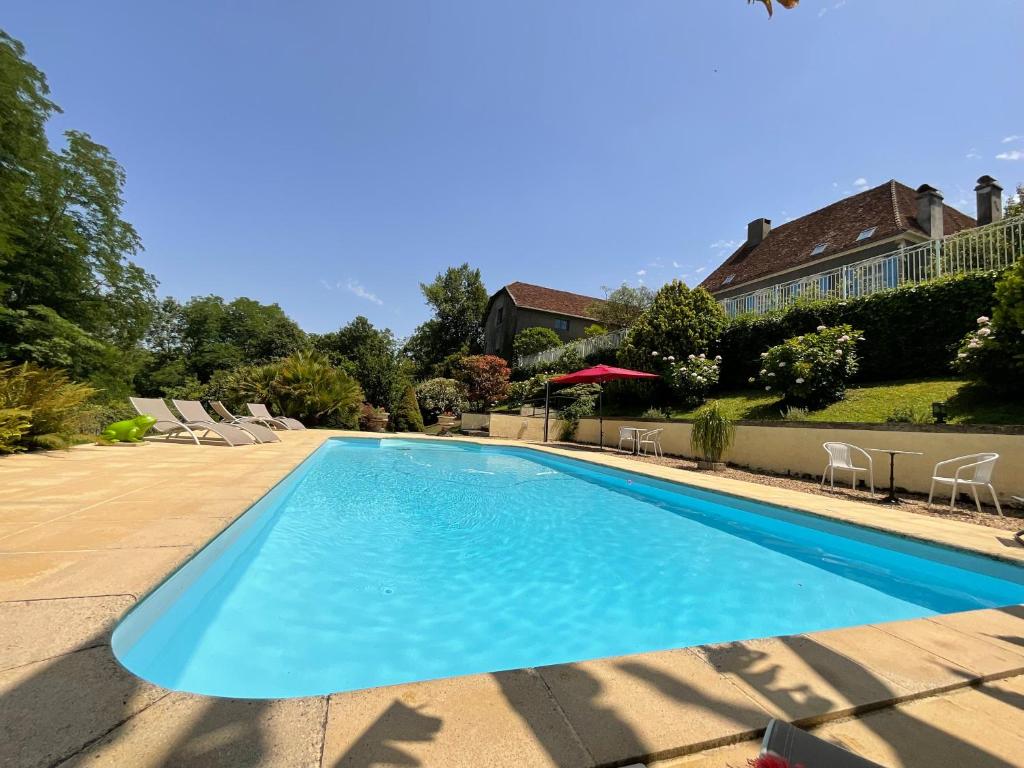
[811,243,828,256]
[856,227,877,242]
[722,274,735,286]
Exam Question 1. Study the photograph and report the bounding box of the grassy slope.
[667,379,1024,426]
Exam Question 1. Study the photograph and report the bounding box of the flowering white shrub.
[415,378,468,421]
[667,352,720,406]
[757,325,861,408]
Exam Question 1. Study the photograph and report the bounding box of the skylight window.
[722,274,735,285]
[856,227,877,241]
[811,243,828,256]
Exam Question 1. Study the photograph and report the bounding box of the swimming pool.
[113,437,1024,699]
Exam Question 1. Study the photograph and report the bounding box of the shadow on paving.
[328,700,442,768]
[0,628,273,768]
[700,635,1019,768]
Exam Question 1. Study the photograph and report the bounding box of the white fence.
[720,215,1024,318]
[517,327,630,368]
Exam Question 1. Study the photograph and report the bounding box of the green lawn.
[665,379,1024,426]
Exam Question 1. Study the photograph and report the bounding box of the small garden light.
[931,401,947,424]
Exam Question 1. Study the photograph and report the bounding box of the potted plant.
[360,404,390,433]
[690,400,733,471]
[436,411,458,435]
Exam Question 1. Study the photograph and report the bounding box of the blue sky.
[5,1,1023,338]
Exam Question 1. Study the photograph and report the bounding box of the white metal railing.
[720,215,1024,318]
[517,327,630,368]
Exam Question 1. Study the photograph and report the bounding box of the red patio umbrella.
[545,364,659,447]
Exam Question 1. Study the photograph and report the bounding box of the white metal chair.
[617,426,638,452]
[638,428,664,458]
[820,442,874,494]
[928,453,1002,516]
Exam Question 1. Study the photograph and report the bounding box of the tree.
[589,283,655,329]
[456,355,510,409]
[748,0,799,18]
[1006,184,1024,218]
[618,281,727,372]
[404,264,488,376]
[513,327,562,360]
[391,384,424,432]
[0,31,155,394]
[313,316,410,410]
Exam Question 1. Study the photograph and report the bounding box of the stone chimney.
[974,175,1004,226]
[915,184,944,239]
[747,218,771,247]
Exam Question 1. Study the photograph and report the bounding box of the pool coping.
[3,429,1024,767]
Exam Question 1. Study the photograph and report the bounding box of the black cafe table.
[868,448,924,505]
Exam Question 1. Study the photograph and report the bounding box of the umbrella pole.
[599,385,604,449]
[543,381,550,443]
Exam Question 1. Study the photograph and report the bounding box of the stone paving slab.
[0,645,167,768]
[536,648,770,765]
[0,595,135,671]
[56,692,328,768]
[876,614,1024,679]
[0,517,229,553]
[322,669,592,768]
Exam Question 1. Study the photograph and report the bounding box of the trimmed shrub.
[756,325,861,409]
[618,281,727,373]
[640,407,668,419]
[558,383,600,440]
[668,353,721,407]
[456,355,511,409]
[512,327,562,360]
[954,261,1024,393]
[391,384,425,432]
[717,273,1001,387]
[506,374,550,408]
[415,378,467,422]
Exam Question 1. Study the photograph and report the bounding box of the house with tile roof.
[483,282,607,359]
[700,177,1005,303]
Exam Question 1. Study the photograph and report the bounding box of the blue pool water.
[113,438,1024,699]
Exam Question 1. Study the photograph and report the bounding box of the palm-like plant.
[748,0,799,18]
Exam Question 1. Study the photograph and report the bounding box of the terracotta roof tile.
[499,282,606,320]
[701,181,977,293]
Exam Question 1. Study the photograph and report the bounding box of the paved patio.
[2,431,1023,768]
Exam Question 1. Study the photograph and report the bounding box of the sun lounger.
[173,400,279,443]
[212,400,287,430]
[247,403,305,430]
[759,719,883,767]
[129,397,255,447]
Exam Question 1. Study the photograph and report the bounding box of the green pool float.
[100,414,157,443]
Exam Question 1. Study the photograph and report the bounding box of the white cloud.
[319,279,334,291]
[818,7,828,17]
[832,181,839,188]
[636,269,647,277]
[1002,135,1021,143]
[966,148,982,160]
[997,150,1024,161]
[346,279,383,305]
[695,266,707,274]
[637,278,645,285]
[672,260,681,269]
[709,239,739,250]
[853,177,868,188]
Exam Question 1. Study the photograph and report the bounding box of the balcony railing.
[517,327,630,368]
[720,214,1024,318]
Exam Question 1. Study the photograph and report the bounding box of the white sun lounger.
[129,397,255,447]
[247,403,305,430]
[212,401,287,430]
[173,400,280,444]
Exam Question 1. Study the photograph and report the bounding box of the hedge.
[716,272,1001,387]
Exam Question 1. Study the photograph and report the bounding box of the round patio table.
[868,448,923,505]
